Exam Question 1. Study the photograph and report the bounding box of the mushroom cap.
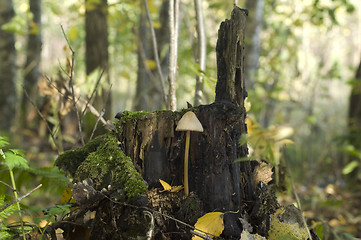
[176,111,204,132]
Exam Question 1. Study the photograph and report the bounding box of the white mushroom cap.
[176,111,204,132]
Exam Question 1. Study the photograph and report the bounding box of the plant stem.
[9,169,26,240]
[184,131,190,195]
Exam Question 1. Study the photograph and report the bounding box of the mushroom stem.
[184,130,190,195]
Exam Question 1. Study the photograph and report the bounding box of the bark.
[85,0,111,120]
[0,0,16,132]
[215,8,248,107]
[21,0,42,129]
[134,1,169,111]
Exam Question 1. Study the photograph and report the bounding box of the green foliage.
[0,136,70,239]
[237,119,293,184]
[0,195,18,240]
[1,16,27,35]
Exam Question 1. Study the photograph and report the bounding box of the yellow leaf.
[192,212,224,240]
[68,26,78,41]
[170,185,183,193]
[153,21,161,29]
[148,0,157,13]
[146,59,156,70]
[61,187,75,204]
[159,179,172,191]
[159,179,183,192]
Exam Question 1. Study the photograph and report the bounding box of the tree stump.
[115,7,250,212]
[55,7,318,240]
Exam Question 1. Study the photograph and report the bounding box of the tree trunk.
[20,0,42,129]
[0,0,16,133]
[85,0,111,120]
[244,0,265,91]
[347,53,361,183]
[193,0,206,106]
[134,0,169,111]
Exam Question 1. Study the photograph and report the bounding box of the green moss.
[74,134,147,200]
[55,135,105,176]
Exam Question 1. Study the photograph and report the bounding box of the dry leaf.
[159,179,172,191]
[192,212,224,240]
[253,161,273,185]
[61,186,74,204]
[159,179,183,193]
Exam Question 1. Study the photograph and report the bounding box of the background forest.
[0,0,361,239]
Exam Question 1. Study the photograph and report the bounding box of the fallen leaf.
[253,161,273,185]
[192,212,224,240]
[159,179,171,191]
[159,179,183,193]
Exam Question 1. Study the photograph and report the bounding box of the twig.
[143,0,167,106]
[80,100,107,125]
[193,0,206,106]
[81,69,104,119]
[0,184,42,213]
[168,0,179,111]
[23,88,61,153]
[190,230,213,240]
[0,180,16,191]
[101,195,218,239]
[89,109,105,141]
[89,84,112,141]
[60,25,85,146]
[45,76,108,127]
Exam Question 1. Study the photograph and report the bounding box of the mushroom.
[176,111,203,195]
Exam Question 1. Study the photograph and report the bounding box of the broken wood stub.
[216,7,248,107]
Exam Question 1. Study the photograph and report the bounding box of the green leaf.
[44,204,72,217]
[0,136,9,149]
[1,16,26,35]
[234,156,259,163]
[342,160,359,175]
[0,195,18,219]
[3,152,29,170]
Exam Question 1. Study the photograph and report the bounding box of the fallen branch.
[0,184,42,213]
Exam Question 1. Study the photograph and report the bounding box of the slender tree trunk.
[85,0,111,119]
[193,0,206,106]
[245,0,265,91]
[168,0,179,111]
[349,55,361,134]
[0,0,16,133]
[134,1,169,111]
[21,0,42,129]
[347,53,361,183]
